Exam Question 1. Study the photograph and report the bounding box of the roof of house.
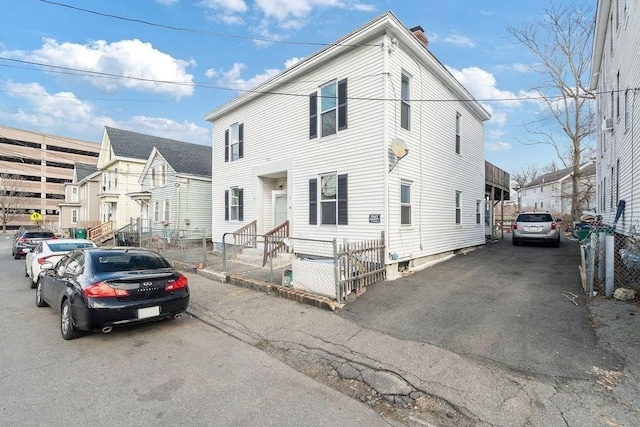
[522,162,596,189]
[104,127,212,177]
[74,163,98,182]
[205,10,489,122]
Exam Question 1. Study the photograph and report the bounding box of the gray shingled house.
[93,127,212,241]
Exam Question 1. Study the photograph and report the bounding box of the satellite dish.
[391,138,407,158]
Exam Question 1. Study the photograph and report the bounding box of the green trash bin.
[75,228,87,239]
[576,228,591,242]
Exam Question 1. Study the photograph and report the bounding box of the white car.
[24,239,96,288]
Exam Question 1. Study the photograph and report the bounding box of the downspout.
[382,32,390,265]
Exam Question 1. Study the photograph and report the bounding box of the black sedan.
[36,247,189,340]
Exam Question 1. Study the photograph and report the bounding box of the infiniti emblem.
[141,281,153,287]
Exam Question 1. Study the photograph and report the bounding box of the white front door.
[272,191,288,227]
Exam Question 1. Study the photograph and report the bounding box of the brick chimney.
[410,25,429,49]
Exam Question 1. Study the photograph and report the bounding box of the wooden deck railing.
[263,220,289,267]
[88,220,115,243]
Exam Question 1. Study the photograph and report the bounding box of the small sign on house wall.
[369,214,381,223]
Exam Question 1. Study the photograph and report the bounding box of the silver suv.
[512,212,560,247]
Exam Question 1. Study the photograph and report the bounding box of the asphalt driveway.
[338,235,623,380]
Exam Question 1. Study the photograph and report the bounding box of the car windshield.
[90,252,172,273]
[48,242,94,252]
[24,232,55,238]
[518,214,553,222]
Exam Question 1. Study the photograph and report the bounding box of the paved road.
[0,234,388,426]
[339,235,624,379]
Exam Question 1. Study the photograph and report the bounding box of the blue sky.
[0,0,595,175]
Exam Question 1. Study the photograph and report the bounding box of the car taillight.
[18,237,25,243]
[551,222,557,230]
[512,223,518,230]
[84,282,130,298]
[38,255,57,265]
[165,275,188,291]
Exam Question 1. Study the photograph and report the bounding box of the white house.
[589,0,638,232]
[518,162,596,218]
[205,11,490,278]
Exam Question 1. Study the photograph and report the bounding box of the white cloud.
[442,35,476,48]
[1,81,210,145]
[2,38,195,99]
[488,129,507,139]
[156,0,178,4]
[212,57,302,90]
[255,0,375,22]
[124,116,211,145]
[486,141,511,152]
[448,66,521,125]
[201,0,247,13]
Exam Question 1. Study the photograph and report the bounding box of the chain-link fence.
[134,226,208,267]
[580,225,640,298]
[220,232,386,303]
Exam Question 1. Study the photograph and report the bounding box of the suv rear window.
[24,231,56,238]
[517,214,553,222]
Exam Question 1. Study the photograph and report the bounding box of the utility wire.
[38,0,381,48]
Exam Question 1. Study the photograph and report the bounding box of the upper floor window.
[309,79,347,138]
[225,187,243,221]
[225,123,244,162]
[616,71,620,118]
[401,181,411,225]
[71,187,78,202]
[625,90,630,130]
[308,173,348,225]
[401,73,410,130]
[152,164,167,187]
[455,113,461,154]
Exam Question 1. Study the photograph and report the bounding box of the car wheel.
[25,266,29,278]
[35,280,48,307]
[30,273,37,289]
[553,238,560,248]
[60,299,82,340]
[14,252,21,260]
[512,238,518,246]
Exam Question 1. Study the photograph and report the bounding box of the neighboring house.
[135,144,212,237]
[517,162,596,218]
[205,11,491,278]
[590,0,638,232]
[96,126,212,233]
[58,163,99,235]
[76,163,101,229]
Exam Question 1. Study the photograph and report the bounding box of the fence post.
[605,234,615,297]
[202,231,207,265]
[222,233,228,272]
[598,232,606,282]
[333,238,340,304]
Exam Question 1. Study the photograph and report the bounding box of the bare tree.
[512,163,540,191]
[541,161,560,174]
[508,1,596,224]
[0,173,24,232]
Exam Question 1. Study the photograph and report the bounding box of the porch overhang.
[97,194,119,203]
[127,191,151,203]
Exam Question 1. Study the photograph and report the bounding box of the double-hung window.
[71,187,78,202]
[401,181,411,225]
[455,113,461,154]
[225,187,243,221]
[309,79,347,138]
[455,191,462,224]
[225,123,244,162]
[309,173,348,225]
[401,73,410,130]
[476,200,481,224]
[71,209,78,224]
